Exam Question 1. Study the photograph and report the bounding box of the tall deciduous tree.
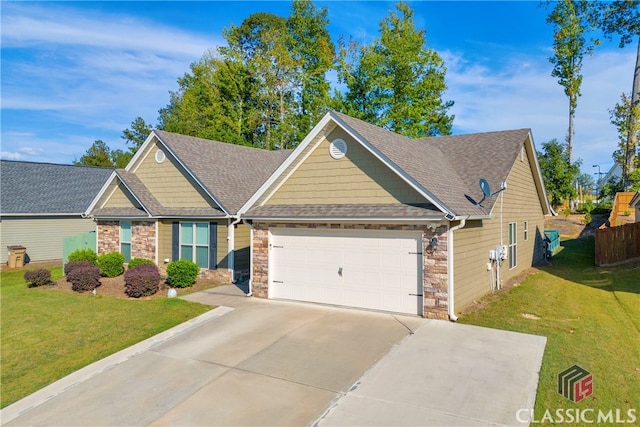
[546,0,595,167]
[538,139,582,209]
[610,92,640,183]
[592,0,640,189]
[287,0,335,137]
[336,2,453,137]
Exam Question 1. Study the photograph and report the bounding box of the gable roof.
[88,131,293,218]
[241,111,550,219]
[1,160,113,216]
[153,131,293,214]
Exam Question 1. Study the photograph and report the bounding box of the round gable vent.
[155,149,166,163]
[329,138,347,159]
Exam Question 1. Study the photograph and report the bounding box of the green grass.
[0,267,210,408]
[459,237,640,425]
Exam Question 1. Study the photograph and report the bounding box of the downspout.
[242,219,253,297]
[447,218,467,322]
[229,217,242,283]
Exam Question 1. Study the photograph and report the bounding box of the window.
[120,221,131,262]
[524,221,529,241]
[508,222,517,269]
[180,222,209,268]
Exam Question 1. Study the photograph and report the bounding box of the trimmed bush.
[97,252,125,278]
[67,248,97,265]
[166,259,199,288]
[127,258,155,269]
[67,266,101,292]
[24,269,52,288]
[64,260,94,277]
[124,264,161,298]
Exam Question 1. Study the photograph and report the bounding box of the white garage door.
[270,229,423,315]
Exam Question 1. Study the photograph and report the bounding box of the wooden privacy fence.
[595,222,640,266]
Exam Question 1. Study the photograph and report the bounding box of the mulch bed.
[49,275,224,300]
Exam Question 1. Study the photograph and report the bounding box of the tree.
[287,0,335,137]
[577,172,595,194]
[592,1,640,189]
[538,139,582,209]
[335,2,454,137]
[122,117,153,154]
[546,0,595,167]
[74,140,115,167]
[609,92,640,188]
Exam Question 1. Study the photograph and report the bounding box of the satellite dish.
[465,178,507,207]
[480,179,491,197]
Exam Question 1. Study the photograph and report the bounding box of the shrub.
[166,259,199,288]
[623,210,631,217]
[124,264,161,298]
[561,206,572,218]
[97,252,125,277]
[24,269,52,288]
[67,248,97,265]
[584,212,592,225]
[128,257,155,269]
[64,260,95,277]
[67,266,101,292]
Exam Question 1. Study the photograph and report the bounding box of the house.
[0,160,113,265]
[88,111,551,320]
[630,191,640,222]
[85,131,291,282]
[239,111,551,320]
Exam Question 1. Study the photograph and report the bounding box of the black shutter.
[172,222,179,261]
[209,222,217,270]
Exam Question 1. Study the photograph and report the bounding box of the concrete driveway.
[2,285,546,426]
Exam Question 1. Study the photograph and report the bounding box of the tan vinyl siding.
[132,140,215,209]
[103,182,143,209]
[266,128,426,205]
[453,145,546,313]
[234,222,251,271]
[158,219,228,269]
[0,217,96,264]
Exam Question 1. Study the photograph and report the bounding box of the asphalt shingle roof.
[245,203,442,220]
[1,160,113,215]
[154,131,293,214]
[333,111,530,217]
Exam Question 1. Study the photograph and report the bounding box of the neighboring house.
[85,131,291,282]
[630,191,640,222]
[239,111,551,320]
[0,160,113,265]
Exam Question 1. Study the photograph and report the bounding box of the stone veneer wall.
[97,221,119,255]
[251,222,450,319]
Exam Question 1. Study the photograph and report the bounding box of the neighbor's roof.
[154,131,293,214]
[1,160,113,215]
[332,111,534,217]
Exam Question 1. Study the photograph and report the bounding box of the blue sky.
[1,1,635,177]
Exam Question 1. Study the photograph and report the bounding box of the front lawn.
[0,267,211,408]
[459,237,639,425]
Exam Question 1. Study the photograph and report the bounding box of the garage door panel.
[270,229,422,315]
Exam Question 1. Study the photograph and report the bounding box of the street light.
[592,165,602,203]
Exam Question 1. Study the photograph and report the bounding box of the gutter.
[228,217,243,283]
[447,217,467,322]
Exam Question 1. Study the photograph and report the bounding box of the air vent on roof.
[155,149,166,164]
[329,138,347,160]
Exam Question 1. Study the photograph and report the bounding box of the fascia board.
[527,131,553,216]
[238,112,335,215]
[113,171,152,217]
[152,133,230,216]
[125,131,158,172]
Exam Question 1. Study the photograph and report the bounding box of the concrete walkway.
[1,285,546,426]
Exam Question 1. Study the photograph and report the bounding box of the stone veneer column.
[250,222,451,319]
[97,221,119,255]
[131,221,156,260]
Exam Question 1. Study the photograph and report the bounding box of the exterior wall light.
[430,237,438,250]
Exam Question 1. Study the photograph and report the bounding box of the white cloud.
[443,48,635,173]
